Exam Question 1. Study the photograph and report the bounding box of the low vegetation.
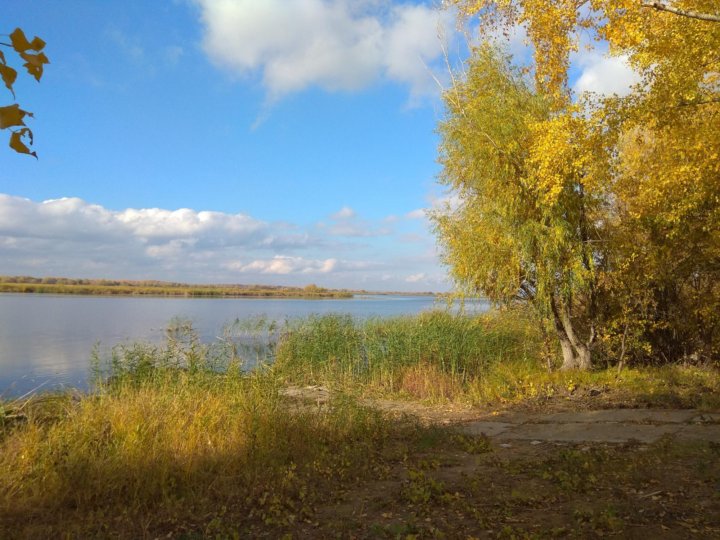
[0,275,353,298]
[2,310,719,537]
[274,310,720,410]
[0,334,456,537]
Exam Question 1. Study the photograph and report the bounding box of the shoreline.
[0,276,438,299]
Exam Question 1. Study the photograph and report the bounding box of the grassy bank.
[274,309,720,410]
[2,310,719,537]
[0,276,353,298]
[0,339,454,537]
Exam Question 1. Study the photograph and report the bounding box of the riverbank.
[0,276,354,298]
[273,311,720,411]
[1,310,719,537]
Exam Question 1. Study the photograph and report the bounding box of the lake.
[0,293,489,397]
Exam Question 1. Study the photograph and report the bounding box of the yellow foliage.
[442,1,720,363]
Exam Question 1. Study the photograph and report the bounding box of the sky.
[1,0,640,292]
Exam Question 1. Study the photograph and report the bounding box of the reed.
[0,332,437,537]
[273,308,543,400]
[273,309,720,408]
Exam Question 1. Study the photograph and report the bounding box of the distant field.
[0,276,354,298]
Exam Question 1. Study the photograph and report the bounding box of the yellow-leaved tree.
[0,28,49,157]
[434,46,609,370]
[436,1,720,367]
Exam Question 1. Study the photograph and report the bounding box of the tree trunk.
[550,295,579,369]
[550,294,592,370]
[559,332,580,369]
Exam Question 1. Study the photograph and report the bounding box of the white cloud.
[196,0,455,99]
[383,3,455,97]
[405,272,426,283]
[117,207,264,239]
[428,191,461,212]
[474,18,639,99]
[0,195,266,243]
[572,52,641,97]
[331,206,356,220]
[405,208,426,219]
[227,256,338,275]
[0,194,448,291]
[320,205,393,237]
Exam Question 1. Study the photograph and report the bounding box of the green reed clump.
[274,308,543,399]
[274,313,363,379]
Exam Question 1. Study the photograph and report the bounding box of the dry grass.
[0,343,437,538]
[3,308,719,537]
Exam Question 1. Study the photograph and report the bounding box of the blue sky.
[1,0,638,291]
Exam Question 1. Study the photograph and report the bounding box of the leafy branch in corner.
[0,28,49,158]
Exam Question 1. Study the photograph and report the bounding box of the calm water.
[0,293,488,396]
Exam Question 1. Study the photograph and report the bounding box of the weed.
[402,469,447,505]
[0,335,442,538]
[451,432,492,455]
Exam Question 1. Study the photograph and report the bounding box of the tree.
[0,28,49,158]
[438,1,720,367]
[433,46,608,369]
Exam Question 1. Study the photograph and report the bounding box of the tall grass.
[274,308,543,401]
[0,329,431,538]
[4,308,718,536]
[273,309,720,408]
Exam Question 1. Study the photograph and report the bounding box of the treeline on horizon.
[0,275,354,298]
[0,275,437,298]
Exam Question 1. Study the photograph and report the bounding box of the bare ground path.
[283,385,720,444]
[282,386,720,538]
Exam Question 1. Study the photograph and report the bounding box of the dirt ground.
[274,387,720,539]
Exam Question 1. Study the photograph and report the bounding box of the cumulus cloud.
[0,194,447,291]
[196,0,455,99]
[405,272,426,283]
[331,206,356,220]
[320,205,393,237]
[572,51,641,97]
[405,208,426,219]
[0,194,300,279]
[227,256,338,275]
[0,195,266,244]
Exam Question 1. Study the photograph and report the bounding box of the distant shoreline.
[0,275,436,299]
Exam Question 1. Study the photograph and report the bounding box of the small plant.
[451,432,492,455]
[401,468,447,505]
[538,449,603,492]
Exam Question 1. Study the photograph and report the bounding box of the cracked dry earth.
[280,386,720,539]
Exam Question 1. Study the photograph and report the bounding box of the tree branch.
[677,97,720,107]
[641,1,720,23]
